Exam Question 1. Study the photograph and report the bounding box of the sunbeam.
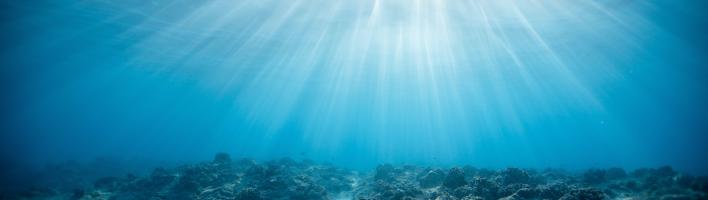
[2,0,708,192]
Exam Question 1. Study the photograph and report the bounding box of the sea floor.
[3,153,707,200]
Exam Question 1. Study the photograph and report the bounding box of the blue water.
[1,0,707,177]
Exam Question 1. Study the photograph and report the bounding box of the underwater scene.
[1,0,708,199]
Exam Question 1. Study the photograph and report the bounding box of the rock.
[676,174,695,188]
[501,168,530,185]
[541,168,572,183]
[559,188,606,200]
[691,176,708,193]
[537,183,569,199]
[236,158,258,167]
[308,166,353,193]
[372,179,422,199]
[264,163,284,177]
[213,152,232,164]
[659,194,695,200]
[452,185,474,198]
[470,177,499,199]
[462,166,478,178]
[279,157,298,166]
[583,169,606,185]
[625,180,639,191]
[149,167,176,188]
[71,188,85,199]
[655,166,677,178]
[6,154,703,200]
[632,168,652,177]
[199,183,237,199]
[461,195,484,200]
[514,187,538,199]
[443,167,467,189]
[605,168,627,180]
[476,168,496,178]
[498,183,530,197]
[419,169,446,188]
[259,176,289,191]
[18,187,57,199]
[499,193,524,200]
[643,174,675,190]
[374,164,396,181]
[434,192,456,200]
[291,175,328,200]
[173,168,203,194]
[94,176,122,190]
[235,188,262,200]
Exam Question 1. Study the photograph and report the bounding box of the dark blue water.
[1,0,707,186]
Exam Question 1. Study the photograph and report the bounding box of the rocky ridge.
[3,153,707,200]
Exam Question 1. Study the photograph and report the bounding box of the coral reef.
[2,153,707,200]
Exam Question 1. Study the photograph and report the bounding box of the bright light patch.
[45,0,675,167]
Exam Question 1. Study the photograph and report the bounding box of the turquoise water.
[1,0,707,176]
